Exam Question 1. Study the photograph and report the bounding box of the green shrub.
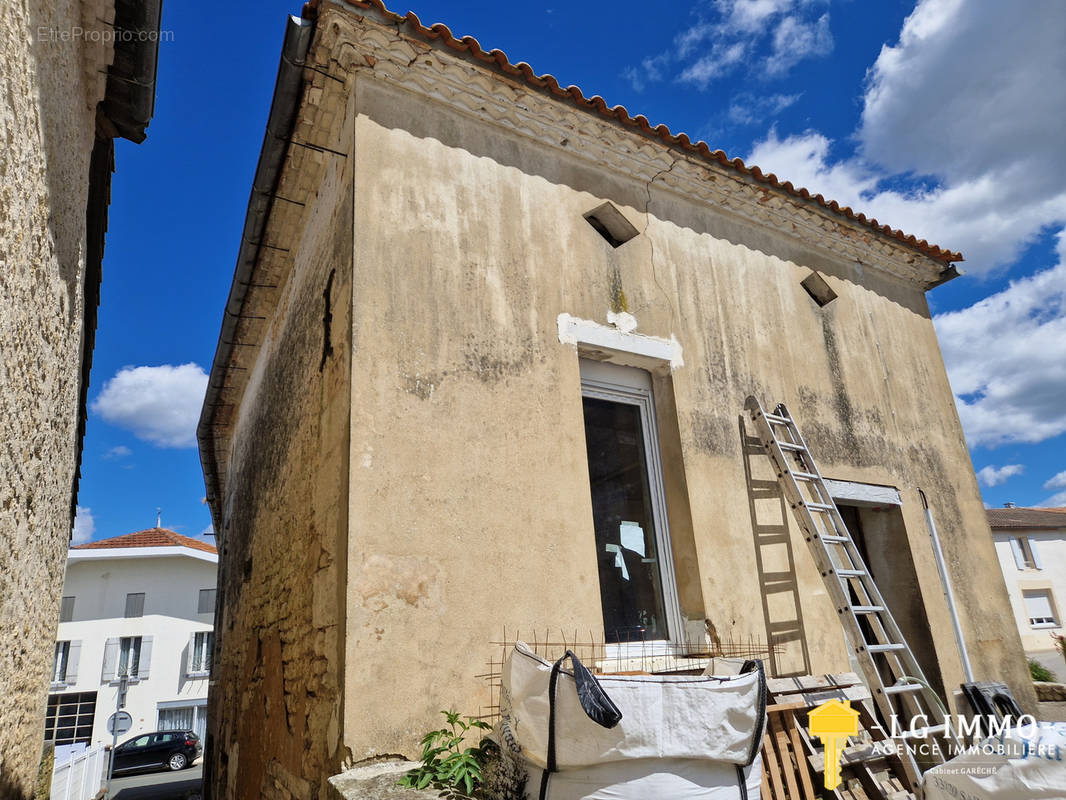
[1028,657,1055,682]
[399,710,492,797]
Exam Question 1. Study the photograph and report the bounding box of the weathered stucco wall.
[209,6,1034,787]
[0,0,111,794]
[332,18,1033,757]
[207,86,355,799]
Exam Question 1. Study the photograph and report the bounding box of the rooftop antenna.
[156,508,162,528]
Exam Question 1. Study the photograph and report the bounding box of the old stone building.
[198,2,1033,797]
[0,0,160,794]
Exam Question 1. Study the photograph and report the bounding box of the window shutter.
[138,636,153,679]
[1028,537,1044,569]
[198,589,216,615]
[125,592,145,618]
[102,638,119,682]
[187,632,198,673]
[65,641,81,685]
[1009,537,1026,569]
[59,596,75,623]
[206,632,214,673]
[1024,591,1055,622]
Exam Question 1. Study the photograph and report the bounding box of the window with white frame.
[1024,590,1059,628]
[51,640,80,686]
[119,636,142,676]
[53,642,69,683]
[1010,537,1042,570]
[188,630,214,675]
[158,700,207,740]
[579,359,681,645]
[102,635,152,682]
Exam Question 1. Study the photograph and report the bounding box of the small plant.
[399,710,492,797]
[1028,657,1054,683]
[1052,632,1066,662]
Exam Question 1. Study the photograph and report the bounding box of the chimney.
[1003,502,1016,509]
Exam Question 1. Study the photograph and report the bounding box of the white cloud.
[745,0,1066,273]
[679,42,749,87]
[1045,471,1066,491]
[976,464,1024,487]
[72,506,94,544]
[765,12,832,76]
[625,0,832,91]
[201,523,215,536]
[727,93,801,125]
[103,445,132,459]
[860,0,1066,186]
[1039,490,1066,508]
[91,363,209,448]
[933,234,1066,447]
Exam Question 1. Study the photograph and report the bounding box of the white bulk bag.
[523,755,763,800]
[923,721,1066,799]
[501,642,766,770]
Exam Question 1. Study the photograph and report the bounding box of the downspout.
[196,14,315,544]
[919,488,975,683]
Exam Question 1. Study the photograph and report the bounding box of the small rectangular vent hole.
[801,271,838,307]
[584,202,639,248]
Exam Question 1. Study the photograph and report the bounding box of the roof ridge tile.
[318,0,962,263]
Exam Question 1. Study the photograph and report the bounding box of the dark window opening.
[584,201,639,248]
[801,270,838,307]
[582,396,668,643]
[44,692,97,746]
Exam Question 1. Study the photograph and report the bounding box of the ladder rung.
[764,413,790,425]
[805,502,834,512]
[883,683,924,695]
[866,643,906,653]
[836,569,866,577]
[778,441,805,452]
[791,470,819,481]
[822,535,849,543]
[897,724,947,740]
[851,605,884,614]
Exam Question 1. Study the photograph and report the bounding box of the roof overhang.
[71,0,163,536]
[67,546,218,565]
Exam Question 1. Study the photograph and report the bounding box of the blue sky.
[73,0,1066,543]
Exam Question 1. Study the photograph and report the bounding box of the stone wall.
[0,0,112,794]
[206,73,355,799]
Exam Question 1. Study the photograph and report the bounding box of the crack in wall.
[642,155,682,330]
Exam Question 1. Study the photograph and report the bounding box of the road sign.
[107,711,133,736]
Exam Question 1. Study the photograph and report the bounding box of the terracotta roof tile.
[310,0,964,265]
[986,507,1066,530]
[72,527,217,554]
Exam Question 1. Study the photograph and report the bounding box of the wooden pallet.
[760,674,916,800]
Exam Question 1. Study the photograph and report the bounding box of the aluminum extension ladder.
[745,396,957,789]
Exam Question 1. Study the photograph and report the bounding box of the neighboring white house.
[47,528,217,752]
[988,506,1066,661]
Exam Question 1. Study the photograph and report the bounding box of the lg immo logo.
[808,700,860,790]
[808,700,1053,790]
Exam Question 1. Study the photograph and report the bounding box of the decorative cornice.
[313,4,954,288]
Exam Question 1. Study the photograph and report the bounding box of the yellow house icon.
[808,699,860,790]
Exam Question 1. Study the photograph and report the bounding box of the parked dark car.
[111,729,201,773]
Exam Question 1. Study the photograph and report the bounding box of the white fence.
[51,745,107,800]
